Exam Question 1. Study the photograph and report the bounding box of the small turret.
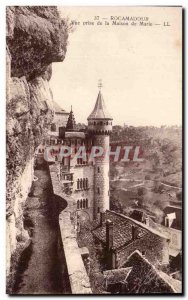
[87,90,113,135]
[66,106,76,131]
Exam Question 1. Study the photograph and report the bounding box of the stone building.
[103,250,181,294]
[50,101,69,132]
[40,87,113,222]
[92,210,170,269]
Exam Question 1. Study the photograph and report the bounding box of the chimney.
[145,216,149,226]
[132,225,138,240]
[106,219,113,251]
[100,212,106,226]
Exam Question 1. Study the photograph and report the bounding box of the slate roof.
[92,211,146,250]
[103,267,132,285]
[92,210,168,250]
[122,250,182,294]
[87,91,113,120]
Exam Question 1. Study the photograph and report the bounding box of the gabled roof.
[87,91,113,120]
[122,250,182,293]
[92,210,169,250]
[53,101,69,114]
[103,267,132,285]
[92,211,146,250]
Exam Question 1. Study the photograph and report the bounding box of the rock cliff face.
[6,6,68,291]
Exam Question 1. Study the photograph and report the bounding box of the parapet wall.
[49,164,92,294]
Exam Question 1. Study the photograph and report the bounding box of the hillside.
[110,125,182,222]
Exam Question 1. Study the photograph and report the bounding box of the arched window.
[100,121,103,126]
[86,178,88,189]
[83,199,86,208]
[83,178,86,190]
[80,199,83,209]
[94,122,96,125]
[80,179,83,189]
[86,198,88,208]
[77,200,79,209]
[98,167,100,173]
[77,179,80,189]
[97,187,100,194]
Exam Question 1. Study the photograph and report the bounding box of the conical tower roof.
[66,107,76,131]
[87,91,113,120]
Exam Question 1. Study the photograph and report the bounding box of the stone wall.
[94,135,110,218]
[71,164,94,220]
[6,6,69,291]
[49,164,92,294]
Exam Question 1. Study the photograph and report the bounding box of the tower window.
[80,199,83,209]
[80,179,83,189]
[98,207,100,213]
[77,200,79,209]
[86,198,88,208]
[83,199,86,208]
[86,178,88,189]
[77,179,80,189]
[100,121,103,125]
[83,178,86,189]
[97,187,100,194]
[98,167,100,173]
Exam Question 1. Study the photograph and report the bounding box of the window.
[77,200,79,209]
[86,198,88,208]
[98,167,100,173]
[80,179,83,189]
[86,178,88,189]
[97,187,100,194]
[77,179,80,189]
[80,199,83,209]
[83,199,86,208]
[83,178,86,189]
[98,207,100,213]
[51,123,56,132]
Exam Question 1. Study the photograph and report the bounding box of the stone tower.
[87,85,113,219]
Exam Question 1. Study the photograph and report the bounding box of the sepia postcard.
[6,6,183,295]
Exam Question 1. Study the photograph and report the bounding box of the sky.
[50,7,182,126]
